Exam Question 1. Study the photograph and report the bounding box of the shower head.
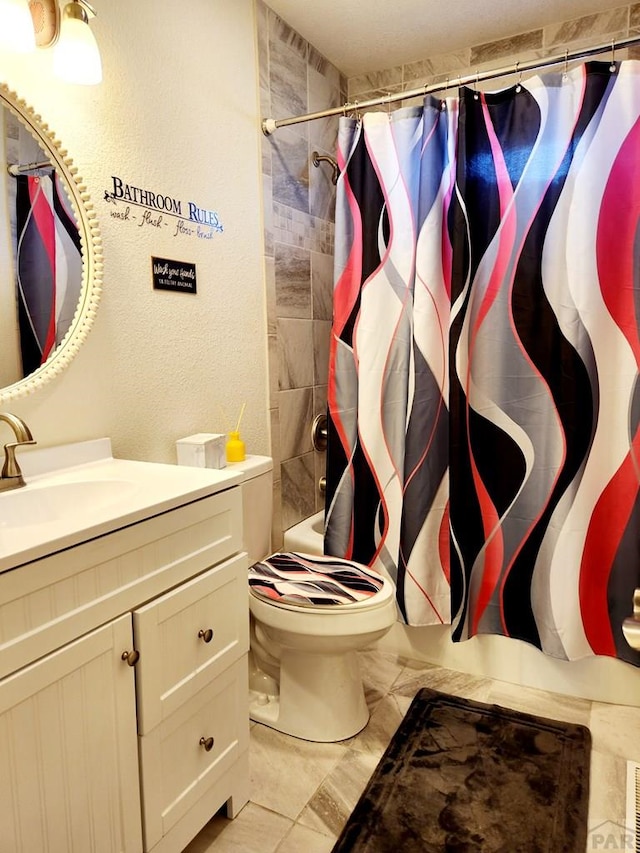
[311,151,339,186]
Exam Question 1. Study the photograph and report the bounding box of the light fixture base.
[28,0,60,49]
[62,0,88,23]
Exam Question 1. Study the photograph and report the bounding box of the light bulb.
[0,0,36,52]
[53,1,102,85]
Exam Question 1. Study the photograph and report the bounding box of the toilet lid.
[249,551,385,607]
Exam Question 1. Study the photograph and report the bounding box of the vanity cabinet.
[0,614,142,852]
[0,483,249,853]
[134,555,249,852]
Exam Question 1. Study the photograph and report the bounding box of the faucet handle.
[2,440,37,479]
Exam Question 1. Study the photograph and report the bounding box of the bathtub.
[282,510,640,706]
[283,510,324,554]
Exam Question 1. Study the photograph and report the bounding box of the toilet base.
[249,648,370,742]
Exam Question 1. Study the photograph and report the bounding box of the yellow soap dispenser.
[226,403,246,462]
[226,430,245,462]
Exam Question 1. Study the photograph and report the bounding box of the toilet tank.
[229,455,273,564]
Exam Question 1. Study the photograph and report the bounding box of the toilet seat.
[249,551,393,613]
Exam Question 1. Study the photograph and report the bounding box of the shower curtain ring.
[441,77,449,111]
[563,50,569,80]
[610,39,617,72]
[474,70,480,100]
[515,61,522,92]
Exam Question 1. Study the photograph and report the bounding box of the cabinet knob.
[199,736,215,752]
[198,628,214,643]
[121,649,140,666]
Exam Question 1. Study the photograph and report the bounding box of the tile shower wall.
[258,1,346,547]
[347,3,640,103]
[259,1,640,547]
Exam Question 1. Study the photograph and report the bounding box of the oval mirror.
[0,83,101,404]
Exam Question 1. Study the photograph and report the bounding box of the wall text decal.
[104,175,224,241]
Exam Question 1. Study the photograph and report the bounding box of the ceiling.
[265,0,629,78]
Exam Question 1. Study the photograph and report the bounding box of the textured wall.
[257,1,345,548]
[0,0,269,465]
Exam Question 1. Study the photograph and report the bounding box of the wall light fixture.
[0,0,102,84]
[52,1,102,85]
[0,0,36,52]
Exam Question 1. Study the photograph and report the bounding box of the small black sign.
[152,257,197,294]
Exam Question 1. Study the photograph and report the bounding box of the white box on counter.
[176,433,226,469]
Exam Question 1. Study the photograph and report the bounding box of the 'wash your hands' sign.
[104,175,223,241]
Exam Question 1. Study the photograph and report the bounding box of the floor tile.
[487,679,592,727]
[276,822,336,853]
[297,748,380,838]
[346,691,408,757]
[390,659,494,708]
[589,701,640,762]
[249,722,346,820]
[586,748,628,831]
[360,648,405,686]
[359,648,406,711]
[183,802,292,853]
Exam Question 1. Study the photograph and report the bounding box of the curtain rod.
[7,160,52,176]
[262,33,640,135]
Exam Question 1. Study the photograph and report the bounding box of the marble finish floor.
[183,649,640,853]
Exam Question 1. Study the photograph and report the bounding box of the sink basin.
[0,480,138,528]
[0,437,244,573]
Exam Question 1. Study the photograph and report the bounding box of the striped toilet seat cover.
[249,551,385,607]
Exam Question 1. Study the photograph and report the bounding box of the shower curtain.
[15,170,82,377]
[325,61,640,666]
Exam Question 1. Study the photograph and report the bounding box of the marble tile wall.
[257,1,346,546]
[348,3,640,104]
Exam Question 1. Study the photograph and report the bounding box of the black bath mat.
[332,687,591,852]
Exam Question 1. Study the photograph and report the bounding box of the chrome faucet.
[0,413,36,492]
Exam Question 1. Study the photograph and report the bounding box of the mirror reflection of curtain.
[0,108,22,386]
[15,169,82,376]
[325,61,640,667]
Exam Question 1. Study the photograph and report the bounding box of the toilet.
[235,456,397,742]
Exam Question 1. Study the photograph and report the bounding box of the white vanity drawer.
[133,553,249,734]
[0,487,242,682]
[138,655,249,851]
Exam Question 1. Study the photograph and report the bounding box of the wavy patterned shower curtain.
[325,61,640,666]
[326,96,456,625]
[15,171,82,376]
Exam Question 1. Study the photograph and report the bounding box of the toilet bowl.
[234,456,397,742]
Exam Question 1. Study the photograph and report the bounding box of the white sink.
[0,479,138,528]
[0,438,243,572]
